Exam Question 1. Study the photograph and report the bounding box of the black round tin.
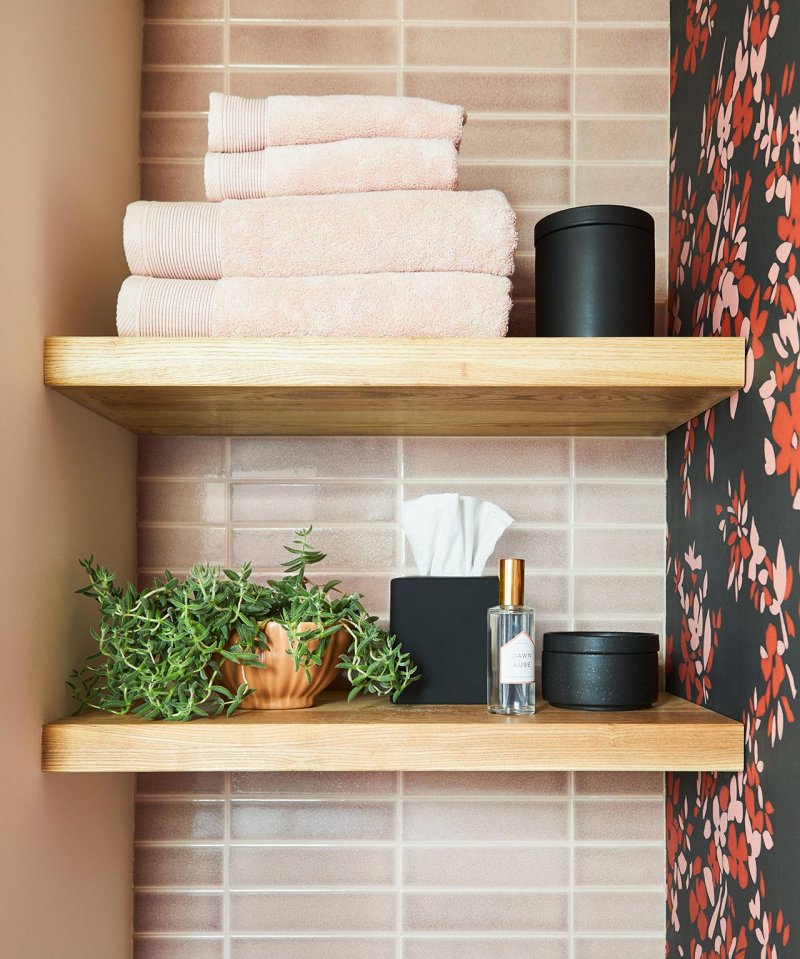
[533,204,655,337]
[542,630,659,711]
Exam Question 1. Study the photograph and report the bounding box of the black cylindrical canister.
[533,205,655,336]
[542,631,659,711]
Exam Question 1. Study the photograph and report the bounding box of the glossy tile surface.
[230,939,395,959]
[138,481,226,524]
[134,938,224,959]
[137,772,226,795]
[404,70,571,113]
[404,25,572,69]
[135,801,225,842]
[134,846,224,887]
[573,799,665,842]
[229,844,395,887]
[576,25,669,68]
[230,891,396,932]
[573,844,664,887]
[403,844,569,887]
[229,24,398,66]
[230,800,395,841]
[135,892,223,933]
[403,891,568,932]
[135,0,670,948]
[402,771,569,796]
[403,800,570,843]
[230,0,395,15]
[404,0,573,19]
[231,437,398,479]
[231,771,397,795]
[404,938,569,959]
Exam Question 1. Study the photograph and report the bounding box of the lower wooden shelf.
[42,692,742,772]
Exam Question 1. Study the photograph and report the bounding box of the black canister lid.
[543,631,660,654]
[534,205,655,245]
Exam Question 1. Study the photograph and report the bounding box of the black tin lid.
[534,204,655,245]
[543,631,659,654]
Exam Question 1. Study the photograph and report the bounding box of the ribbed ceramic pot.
[221,620,350,709]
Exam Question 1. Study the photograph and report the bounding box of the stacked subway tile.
[118,93,517,337]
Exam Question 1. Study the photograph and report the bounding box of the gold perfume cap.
[499,558,525,606]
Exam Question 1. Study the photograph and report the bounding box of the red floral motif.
[769,380,800,497]
[684,0,717,75]
[726,823,750,888]
[715,471,753,598]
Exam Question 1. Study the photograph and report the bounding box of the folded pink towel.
[117,274,511,338]
[123,192,517,281]
[208,93,466,153]
[204,138,458,200]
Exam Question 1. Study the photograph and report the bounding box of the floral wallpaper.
[667,0,800,956]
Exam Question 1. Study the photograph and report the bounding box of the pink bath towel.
[208,93,466,153]
[204,138,458,201]
[123,192,517,281]
[116,274,511,338]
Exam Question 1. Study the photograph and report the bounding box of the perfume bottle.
[487,558,536,715]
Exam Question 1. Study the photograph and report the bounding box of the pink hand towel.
[208,92,466,153]
[123,192,517,280]
[204,138,459,201]
[117,274,511,338]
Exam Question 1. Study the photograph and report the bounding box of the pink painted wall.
[0,2,141,956]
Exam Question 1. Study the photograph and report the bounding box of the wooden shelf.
[42,692,743,772]
[43,336,744,436]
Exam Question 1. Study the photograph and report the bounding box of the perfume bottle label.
[499,631,535,684]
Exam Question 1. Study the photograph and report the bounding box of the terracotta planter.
[220,620,350,710]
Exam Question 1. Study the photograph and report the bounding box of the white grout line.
[133,837,666,848]
[142,17,669,28]
[142,61,670,75]
[136,474,668,486]
[222,0,230,96]
[136,793,666,804]
[137,519,667,533]
[135,883,665,894]
[223,772,231,959]
[134,930,666,940]
[396,771,404,959]
[397,0,404,97]
[139,154,668,167]
[140,108,670,122]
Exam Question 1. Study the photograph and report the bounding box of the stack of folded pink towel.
[117,93,517,338]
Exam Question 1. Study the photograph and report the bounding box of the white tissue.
[402,493,514,576]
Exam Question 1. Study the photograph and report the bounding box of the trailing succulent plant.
[69,528,418,721]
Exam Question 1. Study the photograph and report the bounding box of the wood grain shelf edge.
[42,692,744,773]
[42,336,745,437]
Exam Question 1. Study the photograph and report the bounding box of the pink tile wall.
[136,0,669,951]
[135,436,666,957]
[139,0,670,334]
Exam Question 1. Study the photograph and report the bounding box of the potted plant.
[69,528,418,720]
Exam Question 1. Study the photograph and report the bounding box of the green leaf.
[68,529,419,721]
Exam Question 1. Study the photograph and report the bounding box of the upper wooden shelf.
[43,336,744,436]
[42,692,743,773]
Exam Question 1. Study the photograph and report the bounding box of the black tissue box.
[390,576,499,704]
